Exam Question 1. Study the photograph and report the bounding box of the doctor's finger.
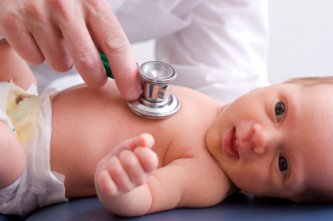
[50,1,106,88]
[30,22,73,72]
[85,0,141,100]
[1,22,45,65]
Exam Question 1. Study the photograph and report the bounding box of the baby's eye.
[275,101,286,122]
[278,154,289,175]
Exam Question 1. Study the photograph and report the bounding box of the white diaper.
[0,83,67,215]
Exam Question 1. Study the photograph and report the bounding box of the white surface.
[268,0,333,83]
[132,0,333,84]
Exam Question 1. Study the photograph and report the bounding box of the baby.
[1,40,333,216]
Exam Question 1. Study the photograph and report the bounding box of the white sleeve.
[116,0,270,102]
[107,0,126,12]
[156,0,270,102]
[34,0,269,102]
[113,0,201,42]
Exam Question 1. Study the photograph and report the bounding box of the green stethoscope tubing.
[99,52,113,79]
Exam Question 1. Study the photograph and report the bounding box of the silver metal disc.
[127,94,180,119]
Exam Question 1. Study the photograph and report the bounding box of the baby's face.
[206,82,333,200]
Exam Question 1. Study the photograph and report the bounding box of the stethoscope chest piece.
[128,61,180,119]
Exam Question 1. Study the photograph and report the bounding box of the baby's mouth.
[223,127,239,159]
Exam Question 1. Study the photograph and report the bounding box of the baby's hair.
[284,76,333,87]
[284,75,333,204]
[291,188,333,204]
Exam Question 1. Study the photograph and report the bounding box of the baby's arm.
[0,39,36,89]
[95,134,232,217]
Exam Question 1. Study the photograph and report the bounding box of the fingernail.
[142,133,154,146]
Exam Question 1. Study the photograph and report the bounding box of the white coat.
[33,0,269,102]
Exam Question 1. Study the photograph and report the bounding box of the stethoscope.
[100,53,180,119]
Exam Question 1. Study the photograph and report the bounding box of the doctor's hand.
[95,133,158,196]
[0,0,141,100]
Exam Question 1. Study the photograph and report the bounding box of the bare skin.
[5,39,333,217]
[0,0,140,100]
[50,82,233,209]
[0,39,233,216]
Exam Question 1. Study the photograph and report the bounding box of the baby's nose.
[251,123,278,154]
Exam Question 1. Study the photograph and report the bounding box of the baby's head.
[206,76,333,203]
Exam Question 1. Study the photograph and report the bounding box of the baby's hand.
[95,133,158,196]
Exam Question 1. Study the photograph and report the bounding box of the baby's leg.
[95,133,158,196]
[0,121,26,189]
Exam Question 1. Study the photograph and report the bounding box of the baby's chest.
[155,135,206,167]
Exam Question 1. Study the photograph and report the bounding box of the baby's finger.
[119,150,149,186]
[96,170,118,196]
[104,156,133,193]
[111,133,154,156]
[134,147,159,173]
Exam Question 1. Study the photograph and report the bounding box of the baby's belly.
[49,83,173,198]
